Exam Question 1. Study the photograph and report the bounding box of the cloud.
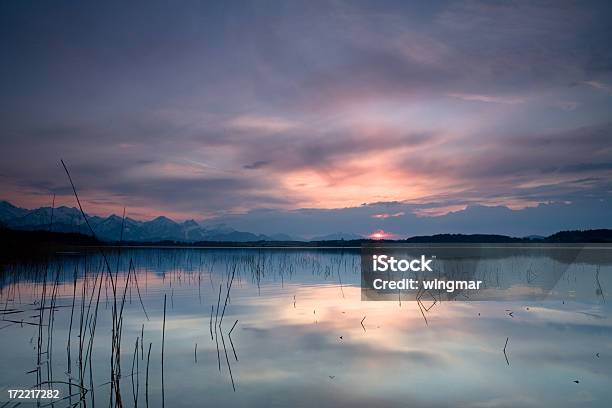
[448,93,526,105]
[243,160,271,170]
[1,1,612,221]
[583,80,612,94]
[200,199,612,238]
[224,115,297,133]
[551,100,579,111]
[372,212,405,219]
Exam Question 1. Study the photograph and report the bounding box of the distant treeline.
[403,230,612,244]
[0,226,101,261]
[1,227,100,246]
[1,226,612,251]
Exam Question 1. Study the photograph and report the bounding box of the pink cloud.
[371,212,405,219]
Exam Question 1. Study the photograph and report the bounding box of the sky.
[1,0,611,236]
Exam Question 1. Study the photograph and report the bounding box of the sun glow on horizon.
[368,229,394,240]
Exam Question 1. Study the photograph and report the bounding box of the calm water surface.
[0,247,611,407]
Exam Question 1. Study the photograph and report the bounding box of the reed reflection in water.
[0,247,611,407]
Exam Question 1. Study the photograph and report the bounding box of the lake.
[1,246,611,407]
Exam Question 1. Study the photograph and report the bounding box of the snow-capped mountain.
[0,200,29,222]
[0,200,276,242]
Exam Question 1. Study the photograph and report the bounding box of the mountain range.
[0,201,362,242]
[3,200,612,244]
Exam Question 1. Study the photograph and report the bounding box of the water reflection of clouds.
[1,250,611,408]
[225,282,611,406]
